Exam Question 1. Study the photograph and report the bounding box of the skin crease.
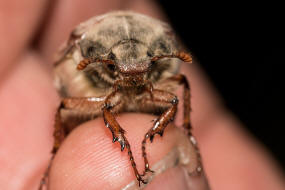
[0,0,284,190]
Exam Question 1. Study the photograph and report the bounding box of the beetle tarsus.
[112,135,118,143]
[119,138,126,151]
[149,133,155,143]
[142,166,155,176]
[136,174,147,186]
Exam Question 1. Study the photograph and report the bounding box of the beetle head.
[77,38,192,84]
[111,40,151,76]
[78,39,152,78]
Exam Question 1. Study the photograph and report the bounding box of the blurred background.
[158,1,284,170]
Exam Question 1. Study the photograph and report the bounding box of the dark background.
[158,1,284,170]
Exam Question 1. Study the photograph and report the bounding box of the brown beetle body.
[39,11,196,189]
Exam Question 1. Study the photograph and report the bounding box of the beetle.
[39,11,197,189]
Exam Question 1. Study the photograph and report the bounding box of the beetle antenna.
[175,52,192,63]
[77,58,115,70]
[151,51,192,63]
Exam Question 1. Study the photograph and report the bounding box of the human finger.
[0,52,57,189]
[0,0,48,77]
[180,63,285,190]
[48,114,209,190]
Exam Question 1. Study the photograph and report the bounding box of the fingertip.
[49,116,132,190]
[48,113,205,190]
[49,114,160,189]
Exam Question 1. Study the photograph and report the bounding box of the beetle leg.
[102,92,147,186]
[156,74,192,135]
[166,74,192,136]
[141,89,178,176]
[39,97,105,190]
[159,74,203,174]
[38,105,62,190]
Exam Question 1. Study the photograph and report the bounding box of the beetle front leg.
[167,74,192,136]
[158,74,192,136]
[102,92,147,186]
[39,97,105,190]
[141,90,178,175]
[162,74,203,174]
[39,105,63,190]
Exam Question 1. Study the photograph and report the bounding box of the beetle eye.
[107,63,116,71]
[150,60,156,65]
[147,51,153,57]
[108,52,116,60]
[87,46,94,57]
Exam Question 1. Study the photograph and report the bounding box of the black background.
[158,1,284,170]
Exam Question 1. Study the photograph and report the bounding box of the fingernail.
[182,167,210,190]
[177,135,203,175]
[145,167,192,190]
[121,132,210,190]
[144,167,210,190]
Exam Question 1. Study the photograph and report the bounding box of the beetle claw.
[137,174,147,186]
[142,167,155,176]
[149,134,154,142]
[119,139,125,151]
[112,135,118,143]
[111,133,126,151]
[146,168,155,173]
[158,130,164,137]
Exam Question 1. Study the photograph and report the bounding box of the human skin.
[0,0,284,190]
